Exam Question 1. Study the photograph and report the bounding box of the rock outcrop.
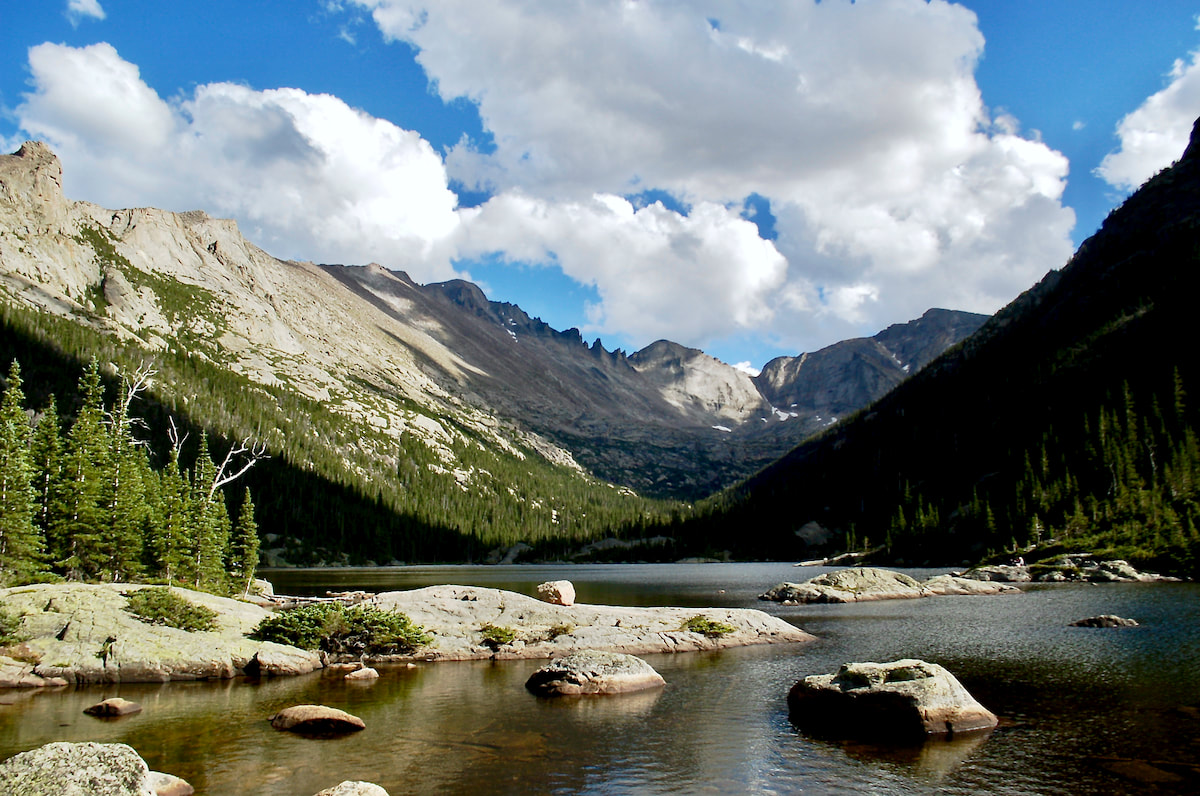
[788,659,998,742]
[370,585,812,660]
[525,650,666,696]
[269,705,366,735]
[0,583,320,685]
[760,568,1018,604]
[0,742,196,796]
[964,557,1176,584]
[0,741,155,796]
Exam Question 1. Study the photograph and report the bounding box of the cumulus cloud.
[66,0,105,24]
[14,42,462,279]
[455,194,789,344]
[351,0,1076,354]
[1097,49,1200,192]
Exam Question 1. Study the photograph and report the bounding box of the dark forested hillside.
[681,117,1200,576]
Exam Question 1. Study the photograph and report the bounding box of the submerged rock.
[788,659,998,742]
[345,666,379,681]
[1070,615,1140,628]
[270,704,366,735]
[147,771,195,796]
[84,697,143,717]
[525,650,665,696]
[313,782,389,796]
[0,741,154,796]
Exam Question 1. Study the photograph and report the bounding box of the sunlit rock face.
[524,650,665,695]
[788,659,999,742]
[0,142,983,500]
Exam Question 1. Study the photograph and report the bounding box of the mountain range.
[685,117,1200,575]
[0,138,983,522]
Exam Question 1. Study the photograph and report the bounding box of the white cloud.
[14,42,463,280]
[732,361,761,378]
[1097,50,1200,192]
[454,193,788,345]
[66,0,105,24]
[352,0,1076,353]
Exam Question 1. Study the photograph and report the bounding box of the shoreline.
[1,581,811,687]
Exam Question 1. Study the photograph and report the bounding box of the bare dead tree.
[168,417,188,457]
[207,437,270,501]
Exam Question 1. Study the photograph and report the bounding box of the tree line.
[0,358,260,594]
[0,299,688,566]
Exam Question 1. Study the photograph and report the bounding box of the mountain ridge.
[684,116,1200,572]
[1,141,985,561]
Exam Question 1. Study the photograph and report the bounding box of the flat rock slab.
[526,650,665,696]
[270,704,366,735]
[84,698,143,717]
[369,585,812,661]
[788,659,998,743]
[0,583,321,685]
[761,568,1019,604]
[0,741,154,796]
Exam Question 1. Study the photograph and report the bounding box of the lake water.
[2,563,1198,794]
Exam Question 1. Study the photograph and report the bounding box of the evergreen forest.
[0,298,687,575]
[0,358,260,593]
[677,137,1200,577]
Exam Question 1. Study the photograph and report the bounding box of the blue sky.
[2,1,1198,372]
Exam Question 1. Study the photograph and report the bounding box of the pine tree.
[48,359,111,580]
[99,379,147,581]
[0,360,48,584]
[147,450,190,585]
[190,434,230,592]
[229,487,260,596]
[29,394,62,534]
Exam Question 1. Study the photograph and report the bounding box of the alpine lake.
[2,563,1198,795]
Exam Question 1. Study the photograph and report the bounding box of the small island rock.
[788,659,998,742]
[1070,615,1140,628]
[313,782,390,796]
[269,704,366,735]
[526,650,666,695]
[0,741,154,796]
[536,580,576,607]
[345,666,379,681]
[84,697,143,717]
[761,568,928,603]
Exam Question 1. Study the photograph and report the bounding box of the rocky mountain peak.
[0,141,67,231]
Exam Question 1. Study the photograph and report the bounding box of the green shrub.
[479,623,517,650]
[250,602,431,656]
[0,603,24,645]
[124,587,219,632]
[546,622,574,640]
[682,615,736,638]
